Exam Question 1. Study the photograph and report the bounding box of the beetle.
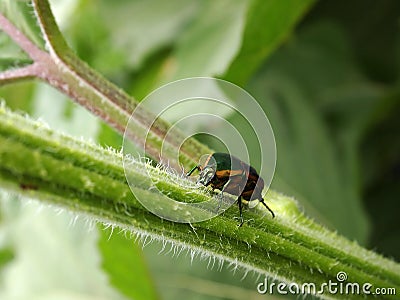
[187,152,274,226]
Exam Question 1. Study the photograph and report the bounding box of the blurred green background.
[0,0,399,299]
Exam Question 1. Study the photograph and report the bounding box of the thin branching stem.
[0,1,212,169]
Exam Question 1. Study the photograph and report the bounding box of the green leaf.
[0,247,13,268]
[0,34,30,71]
[99,227,158,300]
[0,81,35,113]
[31,83,99,139]
[0,0,33,71]
[97,0,199,70]
[224,0,316,86]
[128,47,172,101]
[246,22,381,242]
[69,0,245,88]
[0,201,14,271]
[125,0,250,97]
[61,0,125,78]
[0,192,124,300]
[362,89,400,260]
[97,122,123,149]
[161,0,249,81]
[0,0,45,50]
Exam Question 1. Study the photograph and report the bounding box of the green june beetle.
[187,152,275,226]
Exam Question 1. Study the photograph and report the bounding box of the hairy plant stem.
[0,106,399,300]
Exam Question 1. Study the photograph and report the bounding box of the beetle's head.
[194,154,217,186]
[197,166,215,186]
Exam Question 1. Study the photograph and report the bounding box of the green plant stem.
[0,1,212,169]
[1,106,399,300]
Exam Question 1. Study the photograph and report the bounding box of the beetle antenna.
[260,198,275,218]
[186,165,200,177]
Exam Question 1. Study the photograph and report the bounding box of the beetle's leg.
[186,165,200,176]
[216,193,222,213]
[259,198,275,218]
[238,172,249,226]
[237,196,244,227]
[216,178,231,213]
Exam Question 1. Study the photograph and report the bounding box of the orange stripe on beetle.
[215,169,243,178]
[187,152,275,227]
